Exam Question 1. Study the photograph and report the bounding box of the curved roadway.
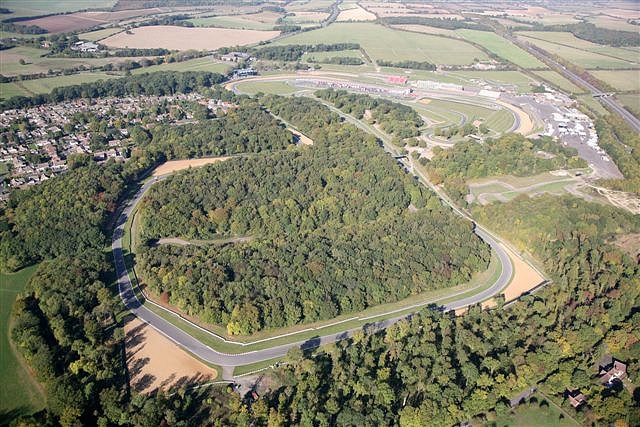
[113,163,513,372]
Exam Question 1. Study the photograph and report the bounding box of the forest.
[315,89,424,139]
[424,133,587,203]
[135,96,489,333]
[0,71,225,110]
[536,23,640,47]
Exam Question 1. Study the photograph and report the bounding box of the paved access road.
[113,157,514,377]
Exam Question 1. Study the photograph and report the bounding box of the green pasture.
[516,31,640,64]
[79,27,123,42]
[234,80,297,95]
[586,15,640,32]
[456,29,546,69]
[484,109,516,133]
[273,23,490,65]
[516,35,637,69]
[532,70,584,93]
[449,70,535,93]
[492,393,580,426]
[0,265,45,418]
[188,15,276,31]
[617,94,640,118]
[0,73,119,99]
[131,57,232,75]
[590,70,640,91]
[2,0,116,18]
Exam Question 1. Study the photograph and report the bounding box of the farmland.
[336,5,376,21]
[589,70,640,91]
[274,23,489,65]
[20,8,161,33]
[130,56,232,75]
[456,29,547,69]
[101,26,280,51]
[79,27,124,41]
[0,73,119,99]
[188,11,282,30]
[618,94,640,118]
[516,34,638,69]
[0,265,45,417]
[1,0,117,18]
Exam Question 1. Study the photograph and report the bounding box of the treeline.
[315,88,423,139]
[273,24,301,33]
[380,16,491,31]
[307,56,364,65]
[376,59,436,70]
[0,71,225,110]
[596,114,640,194]
[525,22,640,47]
[135,95,488,333]
[0,22,47,34]
[425,133,587,202]
[252,43,360,61]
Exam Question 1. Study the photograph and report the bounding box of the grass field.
[391,24,458,37]
[448,70,535,93]
[1,73,119,99]
[493,394,580,426]
[273,23,489,65]
[131,57,232,75]
[0,265,45,418]
[516,35,638,69]
[79,27,123,41]
[234,80,297,95]
[577,94,609,115]
[586,15,640,32]
[302,49,364,62]
[589,70,640,91]
[188,13,280,31]
[456,29,546,69]
[532,70,584,93]
[2,0,116,18]
[0,46,152,77]
[618,93,640,117]
[516,31,640,64]
[484,108,516,133]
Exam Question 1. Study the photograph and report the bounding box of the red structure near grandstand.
[387,75,408,84]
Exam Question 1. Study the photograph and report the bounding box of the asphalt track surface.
[113,152,514,373]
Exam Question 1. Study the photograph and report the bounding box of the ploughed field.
[133,97,491,336]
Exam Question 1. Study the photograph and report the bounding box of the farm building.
[71,41,100,52]
[221,52,251,62]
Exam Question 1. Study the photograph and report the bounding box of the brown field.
[101,25,279,51]
[22,8,164,33]
[125,317,216,394]
[501,249,545,302]
[336,5,377,21]
[152,157,231,176]
[606,9,640,19]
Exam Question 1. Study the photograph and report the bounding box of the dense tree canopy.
[136,96,488,334]
[315,89,424,139]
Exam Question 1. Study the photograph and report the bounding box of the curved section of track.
[113,164,513,370]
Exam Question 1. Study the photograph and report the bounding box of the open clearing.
[101,26,279,51]
[456,29,546,69]
[0,265,45,417]
[288,127,313,145]
[589,70,640,92]
[336,5,376,21]
[494,392,580,426]
[274,23,489,65]
[125,317,216,394]
[131,56,232,75]
[152,157,231,177]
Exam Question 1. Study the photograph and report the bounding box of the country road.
[112,103,522,378]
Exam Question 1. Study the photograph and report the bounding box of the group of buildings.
[0,93,234,202]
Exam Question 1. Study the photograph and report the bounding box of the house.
[566,389,587,408]
[598,356,627,385]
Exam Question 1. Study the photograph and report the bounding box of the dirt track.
[152,157,231,176]
[125,317,216,394]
